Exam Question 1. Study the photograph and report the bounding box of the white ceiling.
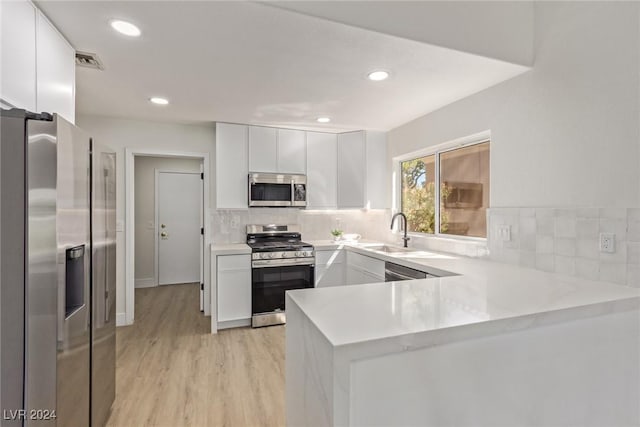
[37,1,529,132]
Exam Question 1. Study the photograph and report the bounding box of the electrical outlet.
[497,225,511,241]
[230,215,240,229]
[599,233,615,253]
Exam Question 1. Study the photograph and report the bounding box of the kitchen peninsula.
[286,245,640,427]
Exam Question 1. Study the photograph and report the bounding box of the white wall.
[134,156,202,287]
[388,1,640,209]
[76,114,215,321]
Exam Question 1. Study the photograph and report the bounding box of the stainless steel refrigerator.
[0,109,116,427]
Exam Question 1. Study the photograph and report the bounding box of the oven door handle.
[252,259,315,268]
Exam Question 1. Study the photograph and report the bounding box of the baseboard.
[135,277,156,288]
[115,312,128,327]
[217,318,251,330]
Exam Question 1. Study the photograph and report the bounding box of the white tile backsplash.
[554,238,576,257]
[211,208,392,244]
[576,238,599,259]
[554,215,577,238]
[488,207,638,287]
[212,206,639,288]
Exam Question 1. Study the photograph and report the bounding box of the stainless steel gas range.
[246,224,315,327]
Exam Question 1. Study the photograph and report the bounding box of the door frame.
[154,169,202,288]
[125,149,211,326]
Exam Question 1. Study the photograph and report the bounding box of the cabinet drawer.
[315,249,345,266]
[217,254,251,271]
[347,252,384,278]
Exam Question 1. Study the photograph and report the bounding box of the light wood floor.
[106,283,286,427]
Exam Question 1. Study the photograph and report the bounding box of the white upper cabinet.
[307,132,337,208]
[364,131,387,209]
[336,131,388,209]
[277,129,306,174]
[0,0,37,111]
[216,123,248,209]
[1,2,75,121]
[216,123,387,210]
[249,126,277,173]
[248,127,306,174]
[36,12,75,123]
[337,131,366,208]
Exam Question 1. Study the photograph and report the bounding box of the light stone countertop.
[288,241,640,347]
[210,243,251,255]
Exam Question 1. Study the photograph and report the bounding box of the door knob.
[160,231,168,238]
[161,224,166,228]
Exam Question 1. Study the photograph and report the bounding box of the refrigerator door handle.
[105,290,110,323]
[104,175,110,323]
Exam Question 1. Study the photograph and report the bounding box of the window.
[400,141,490,238]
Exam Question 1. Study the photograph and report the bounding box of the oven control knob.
[281,252,288,258]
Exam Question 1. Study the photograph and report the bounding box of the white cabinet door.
[36,12,75,123]
[307,132,337,208]
[346,251,385,285]
[216,123,248,209]
[365,131,388,209]
[249,126,277,172]
[277,129,306,174]
[315,249,345,287]
[337,131,365,208]
[217,255,251,322]
[0,0,36,111]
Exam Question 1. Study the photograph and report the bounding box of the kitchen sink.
[368,245,413,254]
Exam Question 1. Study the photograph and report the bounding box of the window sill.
[392,232,488,258]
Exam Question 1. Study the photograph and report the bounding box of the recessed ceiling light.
[110,20,141,37]
[367,70,390,81]
[316,117,330,123]
[149,97,169,105]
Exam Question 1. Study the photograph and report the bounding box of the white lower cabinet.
[216,254,251,324]
[315,249,346,287]
[316,249,386,287]
[346,251,385,285]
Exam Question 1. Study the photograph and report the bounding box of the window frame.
[394,131,491,241]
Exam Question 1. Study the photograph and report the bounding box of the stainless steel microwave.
[248,173,307,207]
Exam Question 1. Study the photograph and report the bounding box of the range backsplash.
[212,209,393,244]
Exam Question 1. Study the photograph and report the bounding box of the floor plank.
[106,283,285,427]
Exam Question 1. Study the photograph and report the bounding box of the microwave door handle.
[291,180,294,206]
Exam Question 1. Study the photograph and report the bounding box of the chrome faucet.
[390,212,410,248]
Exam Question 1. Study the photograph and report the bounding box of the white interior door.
[157,171,201,285]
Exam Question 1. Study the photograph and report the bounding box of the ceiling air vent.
[75,51,104,70]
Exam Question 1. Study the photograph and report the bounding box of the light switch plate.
[599,233,615,253]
